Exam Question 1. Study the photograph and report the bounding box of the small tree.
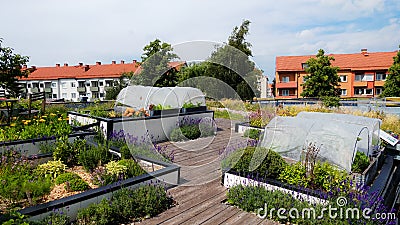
[131,39,179,87]
[105,72,132,100]
[381,46,400,97]
[301,49,340,107]
[0,39,29,98]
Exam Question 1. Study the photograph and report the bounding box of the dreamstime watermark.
[257,197,396,221]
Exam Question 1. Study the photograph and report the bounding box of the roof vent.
[64,63,68,67]
[361,49,369,56]
[79,62,83,66]
[96,61,101,65]
[112,60,116,64]
[121,60,125,64]
[56,63,60,67]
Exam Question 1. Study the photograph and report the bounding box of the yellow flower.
[23,122,28,125]
[50,113,56,116]
[26,120,31,123]
[10,123,16,127]
[41,115,47,118]
[58,118,62,121]
[12,117,17,120]
[39,119,46,123]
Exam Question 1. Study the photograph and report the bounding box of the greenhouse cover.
[258,112,381,172]
[116,85,206,110]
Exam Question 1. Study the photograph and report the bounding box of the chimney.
[361,49,368,56]
[120,60,125,64]
[79,62,83,66]
[64,63,68,67]
[112,60,116,64]
[96,61,101,65]
[84,65,90,71]
[23,65,27,69]
[56,63,60,67]
[32,66,36,70]
[133,60,137,64]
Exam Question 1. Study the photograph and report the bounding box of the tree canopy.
[177,20,260,100]
[301,49,340,107]
[131,39,179,87]
[381,46,400,97]
[0,39,29,98]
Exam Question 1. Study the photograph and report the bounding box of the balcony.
[104,86,113,91]
[31,87,39,93]
[90,87,99,92]
[276,81,297,89]
[44,88,52,93]
[77,87,86,93]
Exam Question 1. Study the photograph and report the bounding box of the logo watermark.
[257,197,396,221]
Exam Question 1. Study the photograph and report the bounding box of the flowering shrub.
[108,130,174,162]
[0,113,71,142]
[169,117,216,142]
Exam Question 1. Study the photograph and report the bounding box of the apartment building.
[275,49,398,99]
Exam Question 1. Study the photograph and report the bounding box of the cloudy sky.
[1,0,400,80]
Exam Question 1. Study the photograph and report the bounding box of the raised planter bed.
[18,155,180,221]
[234,122,264,134]
[180,106,207,114]
[68,110,214,142]
[351,150,385,186]
[0,130,96,157]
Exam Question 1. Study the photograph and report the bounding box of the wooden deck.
[139,119,278,225]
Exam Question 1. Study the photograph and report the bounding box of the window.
[39,83,44,88]
[354,88,373,95]
[340,75,347,82]
[52,94,57,99]
[341,89,347,96]
[27,84,31,88]
[71,93,76,99]
[100,93,104,97]
[282,90,290,96]
[86,82,90,86]
[91,81,99,87]
[92,92,99,99]
[365,88,373,95]
[99,82,104,86]
[62,93,67,98]
[301,63,308,69]
[61,82,67,89]
[78,81,85,87]
[355,74,363,81]
[51,82,57,88]
[71,82,76,87]
[376,88,383,95]
[79,92,86,97]
[376,73,386,81]
[364,74,374,81]
[281,77,290,83]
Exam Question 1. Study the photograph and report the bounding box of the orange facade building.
[275,49,398,99]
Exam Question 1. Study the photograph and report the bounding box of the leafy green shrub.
[222,147,287,179]
[55,172,80,185]
[0,211,30,225]
[169,127,186,142]
[67,177,90,191]
[118,159,146,178]
[38,141,56,154]
[53,137,86,166]
[78,144,112,172]
[243,129,261,140]
[77,185,171,224]
[352,151,370,173]
[39,212,70,225]
[35,159,67,179]
[199,123,215,137]
[120,145,131,159]
[313,161,348,192]
[105,161,127,177]
[278,162,310,187]
[76,198,114,225]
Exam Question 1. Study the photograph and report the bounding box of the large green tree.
[131,39,179,87]
[0,39,29,98]
[381,46,400,97]
[301,49,340,107]
[205,20,259,100]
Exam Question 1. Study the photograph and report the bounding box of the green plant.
[182,101,201,108]
[53,137,86,166]
[222,147,287,179]
[118,159,146,178]
[38,141,56,154]
[78,144,112,172]
[278,162,310,187]
[0,211,30,225]
[152,104,173,110]
[39,212,70,225]
[35,159,67,179]
[313,161,348,192]
[55,172,81,185]
[105,160,127,177]
[66,177,90,191]
[352,151,370,173]
[243,129,261,140]
[76,198,114,225]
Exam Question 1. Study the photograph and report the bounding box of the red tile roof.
[20,61,140,81]
[21,61,185,81]
[133,61,187,75]
[276,51,398,72]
